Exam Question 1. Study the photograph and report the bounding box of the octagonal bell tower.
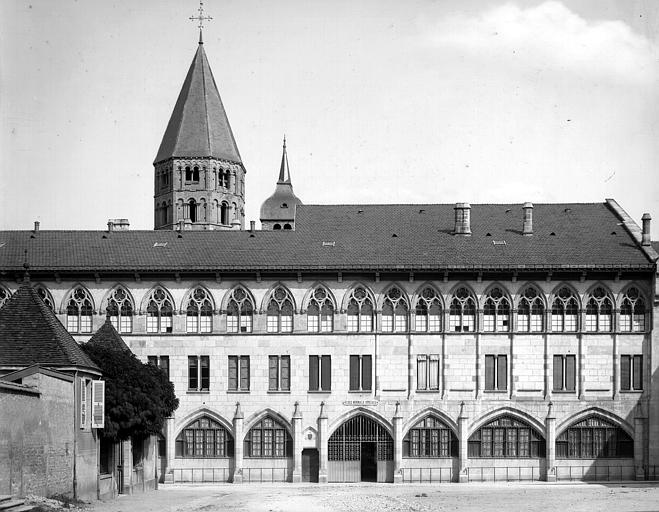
[153,35,245,230]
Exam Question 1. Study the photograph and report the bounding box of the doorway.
[360,442,377,482]
[301,448,319,482]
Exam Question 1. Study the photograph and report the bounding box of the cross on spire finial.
[190,1,213,44]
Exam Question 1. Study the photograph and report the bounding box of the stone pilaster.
[292,402,302,483]
[634,405,647,481]
[458,402,469,483]
[163,417,175,484]
[232,402,244,484]
[317,402,328,484]
[545,402,556,482]
[392,401,403,483]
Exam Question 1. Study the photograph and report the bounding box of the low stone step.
[6,505,36,512]
[0,501,25,511]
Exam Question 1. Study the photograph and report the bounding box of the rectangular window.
[585,313,597,332]
[360,315,373,332]
[530,311,543,332]
[381,315,393,332]
[415,315,427,332]
[280,314,293,332]
[395,314,407,331]
[309,355,331,391]
[416,354,440,391]
[266,315,278,332]
[228,355,250,391]
[553,355,576,392]
[349,355,372,391]
[496,315,509,332]
[269,355,291,391]
[633,312,646,331]
[620,355,643,391]
[564,313,578,332]
[148,355,170,380]
[80,378,88,429]
[484,355,507,391]
[320,312,332,332]
[146,316,159,333]
[307,315,319,332]
[186,316,198,333]
[188,356,198,390]
[347,315,359,332]
[188,356,209,391]
[551,314,563,332]
[598,313,611,332]
[483,314,495,332]
[518,314,529,332]
[199,315,212,333]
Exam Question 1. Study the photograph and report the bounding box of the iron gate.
[328,415,393,482]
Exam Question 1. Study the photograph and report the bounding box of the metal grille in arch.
[328,415,393,461]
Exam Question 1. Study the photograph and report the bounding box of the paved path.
[90,482,659,512]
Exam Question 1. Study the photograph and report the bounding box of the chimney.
[178,219,185,232]
[641,213,651,246]
[107,219,130,231]
[33,221,40,233]
[522,202,533,236]
[454,203,471,235]
[250,220,256,232]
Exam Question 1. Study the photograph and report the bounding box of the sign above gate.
[342,400,379,406]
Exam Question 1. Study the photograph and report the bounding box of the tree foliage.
[82,342,179,441]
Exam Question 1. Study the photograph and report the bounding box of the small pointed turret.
[260,138,303,231]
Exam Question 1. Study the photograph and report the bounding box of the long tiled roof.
[0,282,100,370]
[154,42,242,165]
[0,203,653,273]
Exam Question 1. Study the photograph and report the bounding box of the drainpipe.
[73,370,78,500]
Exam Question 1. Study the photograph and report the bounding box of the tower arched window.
[483,287,511,332]
[192,166,200,182]
[0,286,11,310]
[517,286,545,332]
[449,287,476,332]
[218,169,228,189]
[620,287,646,332]
[226,286,254,333]
[66,286,94,333]
[245,416,292,458]
[220,202,229,225]
[584,287,613,332]
[189,199,197,223]
[146,287,173,333]
[556,416,633,459]
[186,287,213,333]
[175,416,234,458]
[185,166,192,182]
[403,415,458,458]
[35,285,54,310]
[283,223,292,230]
[307,286,334,332]
[266,286,294,333]
[381,286,409,332]
[273,224,282,230]
[415,287,442,332]
[468,416,545,458]
[551,287,579,332]
[107,286,134,333]
[346,286,374,332]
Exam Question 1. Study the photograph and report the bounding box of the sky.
[1,0,658,237]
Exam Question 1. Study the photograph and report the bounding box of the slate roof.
[0,282,100,370]
[154,42,242,165]
[88,318,131,352]
[0,203,653,273]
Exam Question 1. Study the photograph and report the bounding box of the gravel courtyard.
[89,482,659,512]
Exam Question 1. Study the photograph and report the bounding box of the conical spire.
[278,136,291,184]
[154,42,242,164]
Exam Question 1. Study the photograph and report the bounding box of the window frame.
[349,354,372,392]
[308,355,332,392]
[268,355,291,392]
[66,286,94,334]
[552,354,576,392]
[228,355,250,392]
[265,286,295,333]
[185,287,214,334]
[381,286,409,333]
[346,286,374,333]
[245,417,292,458]
[414,286,442,332]
[416,354,440,391]
[448,287,476,332]
[175,416,234,458]
[188,355,210,391]
[484,354,508,392]
[148,355,170,380]
[620,354,643,391]
[145,287,174,334]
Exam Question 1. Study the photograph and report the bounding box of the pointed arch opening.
[584,285,613,332]
[175,415,234,458]
[225,285,254,333]
[34,284,54,310]
[344,284,375,333]
[619,285,647,332]
[381,284,409,332]
[328,413,394,482]
[185,286,214,333]
[448,285,476,332]
[483,285,511,332]
[516,284,545,332]
[265,284,295,333]
[244,415,292,458]
[468,414,545,458]
[403,414,458,458]
[144,285,174,333]
[550,285,580,332]
[556,414,633,459]
[306,284,335,332]
[0,284,11,310]
[413,284,443,332]
[65,285,94,333]
[106,285,135,333]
